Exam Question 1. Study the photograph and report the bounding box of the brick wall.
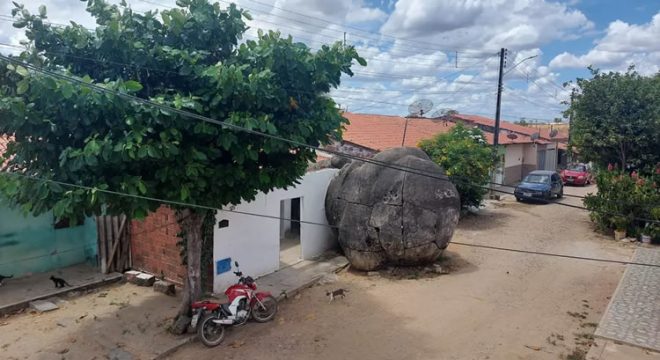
[130,206,186,284]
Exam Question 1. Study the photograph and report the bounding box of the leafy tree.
[515,118,529,126]
[418,123,493,210]
[568,67,660,171]
[0,0,364,330]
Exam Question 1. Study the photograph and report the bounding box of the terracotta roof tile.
[449,114,552,145]
[341,112,455,151]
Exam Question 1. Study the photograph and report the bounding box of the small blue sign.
[216,257,232,275]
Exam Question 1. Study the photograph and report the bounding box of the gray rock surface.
[29,300,59,312]
[325,147,460,270]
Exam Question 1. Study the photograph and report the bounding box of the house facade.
[334,112,560,186]
[446,114,561,185]
[129,168,340,291]
[212,168,338,291]
[0,138,98,277]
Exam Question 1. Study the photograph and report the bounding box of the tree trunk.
[171,208,207,334]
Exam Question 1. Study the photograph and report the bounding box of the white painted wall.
[504,144,523,167]
[212,169,339,292]
[279,200,292,239]
[544,143,558,171]
[523,143,537,165]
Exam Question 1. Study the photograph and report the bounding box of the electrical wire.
[1,55,658,222]
[1,170,659,269]
[0,17,479,69]
[135,0,491,57]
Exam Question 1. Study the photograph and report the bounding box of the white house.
[212,168,339,291]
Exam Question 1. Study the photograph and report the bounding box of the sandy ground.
[0,184,642,360]
[0,282,183,360]
[168,184,640,360]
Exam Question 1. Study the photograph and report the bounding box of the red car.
[560,164,592,186]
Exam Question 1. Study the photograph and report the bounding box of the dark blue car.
[514,170,563,202]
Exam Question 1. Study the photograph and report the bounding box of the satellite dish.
[507,132,518,140]
[429,108,445,118]
[549,129,559,138]
[531,132,540,141]
[429,108,458,118]
[408,99,433,117]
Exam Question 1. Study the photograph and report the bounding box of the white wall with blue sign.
[212,169,339,292]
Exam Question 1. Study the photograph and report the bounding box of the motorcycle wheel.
[197,314,226,347]
[252,296,278,323]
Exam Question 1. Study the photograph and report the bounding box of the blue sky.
[0,0,658,122]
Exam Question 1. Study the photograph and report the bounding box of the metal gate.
[537,150,546,171]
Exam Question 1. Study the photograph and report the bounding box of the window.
[523,174,550,184]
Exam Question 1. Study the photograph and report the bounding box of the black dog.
[0,274,12,286]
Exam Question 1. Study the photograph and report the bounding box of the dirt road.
[170,184,637,360]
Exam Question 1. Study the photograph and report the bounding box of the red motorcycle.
[191,261,278,347]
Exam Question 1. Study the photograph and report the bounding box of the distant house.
[334,112,562,186]
[326,112,455,156]
[446,114,563,184]
[0,136,98,278]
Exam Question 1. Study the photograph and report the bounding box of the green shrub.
[583,164,660,240]
[419,123,494,210]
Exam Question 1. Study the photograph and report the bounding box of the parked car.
[560,163,592,186]
[514,170,563,201]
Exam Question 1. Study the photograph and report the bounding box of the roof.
[341,112,455,151]
[449,114,551,145]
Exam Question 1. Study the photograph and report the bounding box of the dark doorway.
[280,197,302,267]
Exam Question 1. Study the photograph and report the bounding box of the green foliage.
[515,118,529,126]
[418,123,493,210]
[583,165,660,240]
[568,67,660,170]
[0,0,365,222]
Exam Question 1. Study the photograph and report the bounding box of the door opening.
[280,197,302,267]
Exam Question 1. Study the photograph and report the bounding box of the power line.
[1,54,658,223]
[1,170,659,269]
[135,0,491,57]
[449,241,660,268]
[0,42,496,112]
[0,17,451,69]
[503,87,566,112]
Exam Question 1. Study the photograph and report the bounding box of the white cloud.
[549,12,660,74]
[380,0,593,52]
[346,7,388,23]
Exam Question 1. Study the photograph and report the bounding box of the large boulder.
[325,147,460,270]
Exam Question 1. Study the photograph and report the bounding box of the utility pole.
[567,90,574,164]
[493,48,506,149]
[491,48,507,198]
[343,32,346,48]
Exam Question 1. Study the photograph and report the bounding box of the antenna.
[531,132,540,141]
[407,99,434,117]
[507,132,518,140]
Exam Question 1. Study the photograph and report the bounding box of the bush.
[583,164,660,240]
[419,123,493,210]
